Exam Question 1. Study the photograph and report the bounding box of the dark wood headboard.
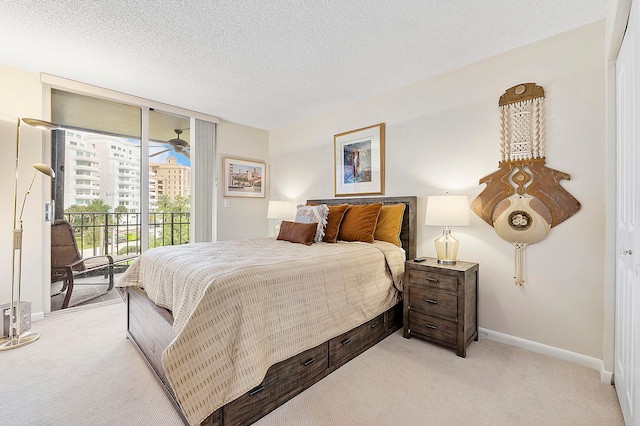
[306,196,417,260]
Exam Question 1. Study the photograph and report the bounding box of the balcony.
[52,211,190,310]
[63,211,190,259]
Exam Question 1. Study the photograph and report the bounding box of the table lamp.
[267,200,291,237]
[425,194,470,264]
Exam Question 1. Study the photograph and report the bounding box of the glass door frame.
[42,74,219,312]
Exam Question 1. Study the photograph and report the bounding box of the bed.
[118,196,417,426]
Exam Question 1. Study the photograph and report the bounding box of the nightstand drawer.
[409,286,457,320]
[409,269,457,292]
[409,311,457,345]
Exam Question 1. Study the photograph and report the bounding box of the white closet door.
[616,0,640,423]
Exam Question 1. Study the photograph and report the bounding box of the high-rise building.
[87,134,142,211]
[63,131,100,208]
[150,156,191,199]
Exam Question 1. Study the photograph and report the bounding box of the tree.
[150,195,190,247]
[86,199,111,213]
[154,194,172,212]
[114,205,129,225]
[65,199,111,213]
[155,194,190,212]
[65,204,88,213]
[64,198,112,249]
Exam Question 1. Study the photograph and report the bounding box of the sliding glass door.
[148,110,191,248]
[49,88,214,310]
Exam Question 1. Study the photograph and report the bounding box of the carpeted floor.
[1,302,185,426]
[258,332,624,426]
[0,303,624,426]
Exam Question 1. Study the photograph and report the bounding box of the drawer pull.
[370,322,380,329]
[425,298,438,304]
[249,385,265,396]
[426,277,439,283]
[425,324,438,330]
[303,358,316,367]
[341,338,352,346]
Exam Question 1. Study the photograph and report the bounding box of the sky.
[149,143,191,166]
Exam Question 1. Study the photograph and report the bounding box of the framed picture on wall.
[223,157,266,198]
[334,123,385,196]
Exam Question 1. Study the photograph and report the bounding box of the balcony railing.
[63,212,190,257]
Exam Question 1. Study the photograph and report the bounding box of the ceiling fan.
[150,129,190,160]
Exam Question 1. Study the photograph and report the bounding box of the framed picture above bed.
[334,122,385,196]
[223,157,266,198]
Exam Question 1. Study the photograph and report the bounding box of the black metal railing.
[63,212,190,257]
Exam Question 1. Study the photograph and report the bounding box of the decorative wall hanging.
[471,83,580,285]
[334,123,385,196]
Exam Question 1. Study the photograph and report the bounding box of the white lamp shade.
[425,195,470,227]
[267,200,291,219]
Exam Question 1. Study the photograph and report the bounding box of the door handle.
[623,248,633,255]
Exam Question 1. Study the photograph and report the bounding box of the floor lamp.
[0,118,58,351]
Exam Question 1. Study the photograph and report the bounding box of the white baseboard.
[479,327,614,384]
[32,311,44,322]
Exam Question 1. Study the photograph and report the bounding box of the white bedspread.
[117,238,405,426]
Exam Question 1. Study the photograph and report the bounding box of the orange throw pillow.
[323,204,349,243]
[338,203,383,243]
[374,204,406,246]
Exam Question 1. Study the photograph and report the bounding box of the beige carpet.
[0,302,624,426]
[258,334,624,426]
[0,302,185,426]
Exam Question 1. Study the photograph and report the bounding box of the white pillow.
[295,204,329,242]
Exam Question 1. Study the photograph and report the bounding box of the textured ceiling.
[1,1,607,130]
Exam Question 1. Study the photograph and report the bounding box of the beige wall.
[216,120,270,241]
[269,22,607,361]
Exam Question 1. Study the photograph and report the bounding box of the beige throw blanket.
[117,238,405,426]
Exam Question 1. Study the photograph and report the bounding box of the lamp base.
[434,228,459,265]
[0,331,40,351]
[273,222,281,237]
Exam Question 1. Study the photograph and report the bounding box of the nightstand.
[403,258,478,357]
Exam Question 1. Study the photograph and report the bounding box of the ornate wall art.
[471,83,581,285]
